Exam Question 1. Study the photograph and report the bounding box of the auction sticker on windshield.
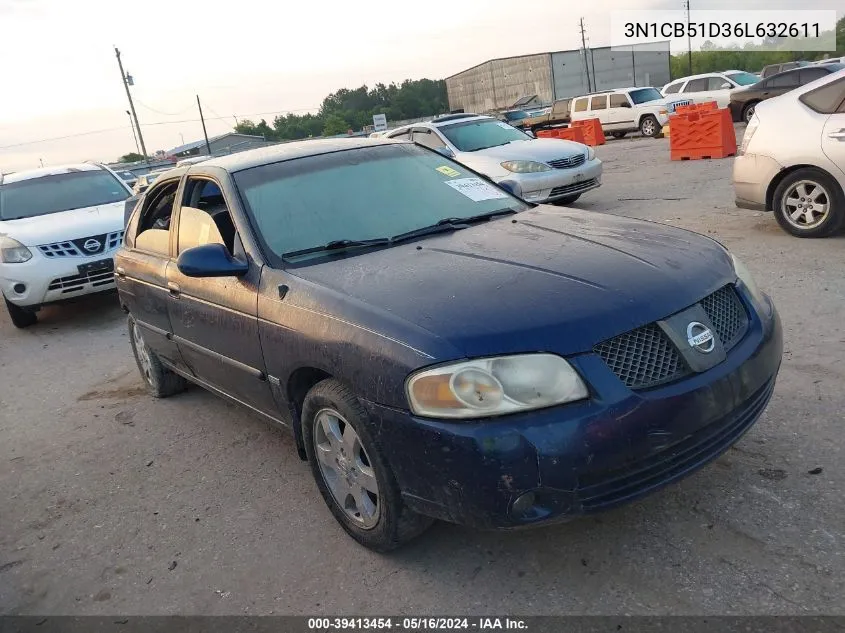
[436,165,461,177]
[444,177,508,202]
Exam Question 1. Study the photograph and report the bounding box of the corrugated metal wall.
[447,43,671,111]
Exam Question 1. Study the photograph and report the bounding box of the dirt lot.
[2,130,844,616]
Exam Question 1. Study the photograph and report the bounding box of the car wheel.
[639,115,661,138]
[302,378,433,552]
[552,194,581,205]
[611,131,627,139]
[4,296,37,329]
[742,102,758,124]
[128,315,187,397]
[773,168,845,238]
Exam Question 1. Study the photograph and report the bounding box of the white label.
[444,177,508,202]
[372,113,388,131]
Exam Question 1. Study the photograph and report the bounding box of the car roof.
[0,162,104,185]
[201,137,402,172]
[573,87,656,98]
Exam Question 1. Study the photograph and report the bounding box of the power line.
[134,98,197,117]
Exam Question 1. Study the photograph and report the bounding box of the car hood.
[288,206,736,358]
[469,138,587,162]
[0,201,126,246]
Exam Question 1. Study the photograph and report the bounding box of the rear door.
[589,95,610,126]
[115,177,186,369]
[166,175,277,415]
[680,76,712,105]
[810,78,845,180]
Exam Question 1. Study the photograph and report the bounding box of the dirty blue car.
[116,138,782,551]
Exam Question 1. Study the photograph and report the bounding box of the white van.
[569,87,670,138]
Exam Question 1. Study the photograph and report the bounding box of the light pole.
[114,46,148,162]
[685,0,693,75]
[126,110,141,155]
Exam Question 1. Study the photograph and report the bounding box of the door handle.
[115,266,126,278]
[829,129,845,140]
[167,282,181,297]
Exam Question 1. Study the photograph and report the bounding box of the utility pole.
[114,47,148,161]
[126,110,141,155]
[685,0,693,75]
[580,18,592,92]
[196,95,212,155]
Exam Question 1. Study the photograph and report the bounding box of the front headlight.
[406,353,589,419]
[586,147,595,161]
[0,236,33,263]
[731,254,765,305]
[501,160,552,173]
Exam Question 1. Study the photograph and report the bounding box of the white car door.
[680,76,713,105]
[588,95,611,128]
[607,93,636,129]
[817,80,845,181]
[704,75,735,108]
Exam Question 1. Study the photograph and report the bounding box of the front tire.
[742,101,759,124]
[772,168,845,238]
[302,378,433,551]
[128,315,187,397]
[552,194,582,205]
[4,297,37,329]
[639,115,661,138]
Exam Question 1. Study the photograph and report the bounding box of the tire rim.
[642,118,655,136]
[781,179,830,230]
[313,408,380,529]
[131,321,153,385]
[744,105,755,123]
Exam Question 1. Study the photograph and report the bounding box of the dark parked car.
[759,60,812,79]
[730,63,845,123]
[116,138,783,551]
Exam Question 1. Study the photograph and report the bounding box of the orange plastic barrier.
[536,127,586,143]
[670,107,737,161]
[570,118,606,146]
[674,101,718,116]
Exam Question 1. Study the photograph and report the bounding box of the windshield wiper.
[438,208,517,225]
[283,238,390,259]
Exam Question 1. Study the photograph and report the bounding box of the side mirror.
[435,146,455,158]
[177,243,249,278]
[620,102,632,108]
[720,82,732,89]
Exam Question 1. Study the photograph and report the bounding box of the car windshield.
[726,72,759,86]
[438,119,531,152]
[504,111,528,121]
[0,170,130,221]
[628,88,663,104]
[233,143,529,263]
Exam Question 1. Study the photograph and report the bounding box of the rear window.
[573,98,588,112]
[799,77,845,114]
[0,169,129,221]
[590,96,607,110]
[664,82,683,94]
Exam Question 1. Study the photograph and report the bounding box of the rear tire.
[4,297,37,329]
[552,194,582,206]
[128,315,187,397]
[302,378,433,552]
[772,168,845,238]
[611,131,627,139]
[742,101,759,124]
[639,115,661,138]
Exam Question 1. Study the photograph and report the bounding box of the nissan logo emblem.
[686,322,715,353]
[83,239,101,252]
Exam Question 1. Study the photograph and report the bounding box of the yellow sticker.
[436,165,461,178]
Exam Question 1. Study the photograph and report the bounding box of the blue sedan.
[116,138,782,551]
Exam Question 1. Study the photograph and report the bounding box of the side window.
[683,78,709,92]
[133,180,179,256]
[770,71,800,88]
[178,178,237,255]
[782,62,798,72]
[664,82,683,94]
[707,76,729,90]
[590,95,607,110]
[552,99,570,115]
[799,78,845,114]
[573,98,588,112]
[412,129,447,150]
[799,68,828,84]
[761,65,776,79]
[609,94,630,108]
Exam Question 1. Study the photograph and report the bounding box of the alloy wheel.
[781,180,830,230]
[641,118,656,136]
[132,321,153,385]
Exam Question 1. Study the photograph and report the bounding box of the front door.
[166,176,277,415]
[607,93,636,130]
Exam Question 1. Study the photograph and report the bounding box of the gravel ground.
[1,129,843,616]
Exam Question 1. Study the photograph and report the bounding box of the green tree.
[322,113,350,136]
[119,152,145,163]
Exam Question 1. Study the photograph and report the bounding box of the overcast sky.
[1,0,840,171]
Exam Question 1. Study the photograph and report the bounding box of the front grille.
[38,230,124,258]
[594,323,688,389]
[700,285,748,350]
[549,178,599,198]
[548,154,587,169]
[577,377,775,511]
[47,270,115,294]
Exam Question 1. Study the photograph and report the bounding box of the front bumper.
[364,290,782,529]
[1,249,119,308]
[504,157,603,203]
[733,153,783,212]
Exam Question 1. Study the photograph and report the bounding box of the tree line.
[233,78,449,141]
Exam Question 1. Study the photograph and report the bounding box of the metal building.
[446,42,671,113]
[166,133,272,159]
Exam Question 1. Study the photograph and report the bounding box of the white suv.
[661,71,760,108]
[0,163,134,328]
[569,87,671,138]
